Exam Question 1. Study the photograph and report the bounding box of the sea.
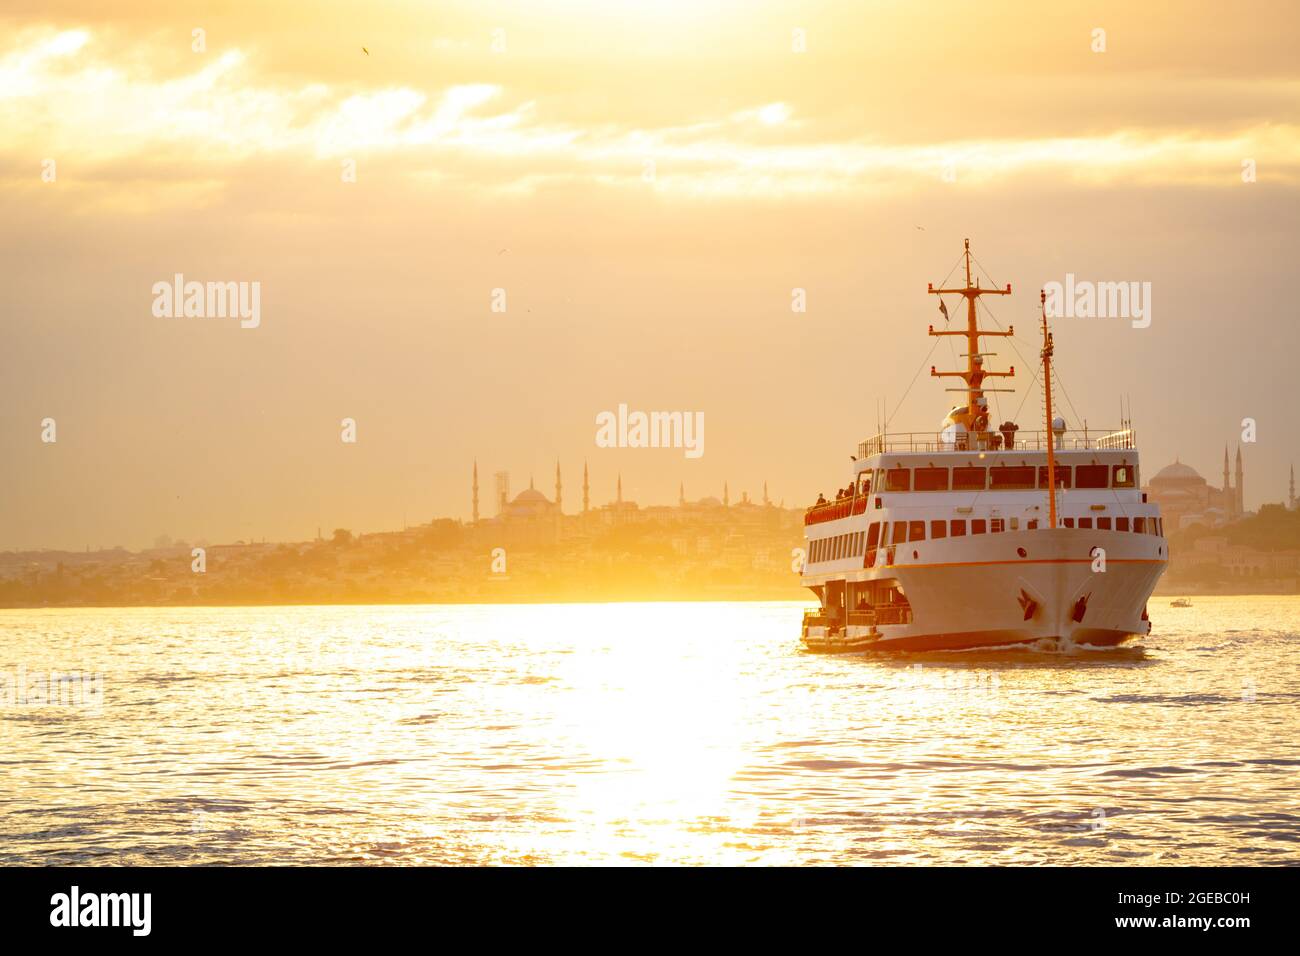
[1,597,1297,865]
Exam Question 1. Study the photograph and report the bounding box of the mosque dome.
[512,488,551,506]
[1152,461,1204,484]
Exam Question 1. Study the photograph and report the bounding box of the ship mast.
[1040,291,1058,530]
[928,239,1015,436]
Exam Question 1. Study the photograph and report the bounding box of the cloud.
[3,21,1300,204]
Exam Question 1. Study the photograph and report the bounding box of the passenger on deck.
[816,492,827,505]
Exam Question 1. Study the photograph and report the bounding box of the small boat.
[1170,597,1192,608]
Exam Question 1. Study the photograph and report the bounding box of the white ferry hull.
[802,529,1165,653]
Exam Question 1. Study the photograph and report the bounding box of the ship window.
[1157,519,1164,536]
[1134,517,1146,534]
[1075,464,1109,489]
[930,520,947,539]
[1010,517,1020,530]
[886,468,911,492]
[953,467,986,491]
[812,540,820,562]
[1063,518,1075,528]
[990,466,1036,490]
[1098,517,1111,530]
[866,523,880,548]
[1079,517,1093,529]
[1112,465,1135,488]
[971,519,987,535]
[915,467,949,491]
[1117,517,1130,532]
[1027,519,1038,530]
[892,523,908,545]
[991,518,1005,533]
[951,520,967,536]
[1037,465,1072,489]
[909,521,926,541]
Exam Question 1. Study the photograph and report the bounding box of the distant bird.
[497,247,509,255]
[915,225,925,231]
[362,47,370,56]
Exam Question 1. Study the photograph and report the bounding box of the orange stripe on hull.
[881,557,1166,570]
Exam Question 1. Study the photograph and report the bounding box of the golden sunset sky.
[2,0,1298,549]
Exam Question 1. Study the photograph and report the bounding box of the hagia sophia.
[1143,446,1298,531]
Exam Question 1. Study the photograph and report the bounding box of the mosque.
[1143,446,1246,531]
[467,460,788,547]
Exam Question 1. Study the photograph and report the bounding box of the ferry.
[800,241,1168,653]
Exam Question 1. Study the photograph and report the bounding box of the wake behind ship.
[800,241,1168,652]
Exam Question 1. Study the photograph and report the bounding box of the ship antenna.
[1040,290,1058,530]
[927,239,1015,440]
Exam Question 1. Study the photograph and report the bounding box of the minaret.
[1223,446,1230,510]
[679,481,685,506]
[1290,464,1296,510]
[1235,446,1244,516]
[763,481,770,506]
[553,460,564,544]
[723,482,730,507]
[472,460,479,523]
[582,460,590,513]
[616,473,623,504]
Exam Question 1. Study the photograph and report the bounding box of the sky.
[2,0,1298,551]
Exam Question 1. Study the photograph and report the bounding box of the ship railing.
[802,609,834,628]
[857,427,1135,457]
[873,605,913,626]
[803,495,868,525]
